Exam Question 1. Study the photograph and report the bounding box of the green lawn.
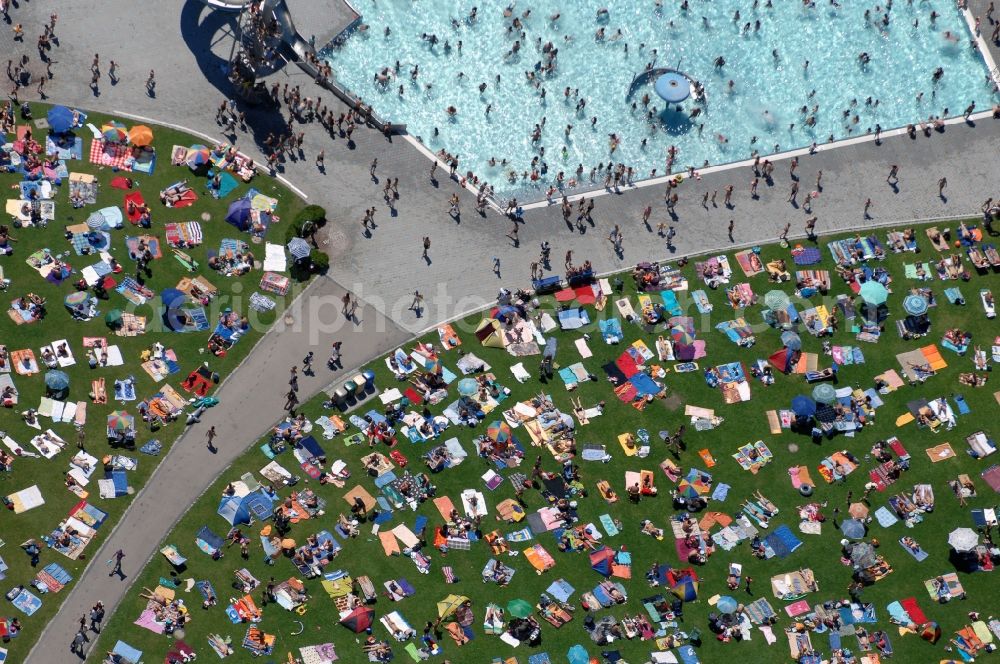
[97,222,1000,664]
[0,102,305,660]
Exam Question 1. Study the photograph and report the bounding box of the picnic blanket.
[89,139,132,171]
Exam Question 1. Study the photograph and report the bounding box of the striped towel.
[249,292,276,312]
[442,566,457,583]
[505,527,533,542]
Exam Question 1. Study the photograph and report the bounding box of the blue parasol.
[45,369,70,391]
[47,106,75,134]
[840,519,866,540]
[902,294,928,316]
[654,72,691,104]
[717,595,738,614]
[287,237,311,261]
[790,395,816,418]
[781,330,802,351]
[457,378,478,397]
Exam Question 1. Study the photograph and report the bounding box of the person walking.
[421,236,431,260]
[410,290,423,313]
[89,602,105,633]
[727,219,735,242]
[887,164,899,184]
[642,204,652,225]
[492,256,501,276]
[429,161,437,181]
[780,222,791,242]
[71,629,87,655]
[205,426,217,451]
[108,60,118,84]
[744,576,754,595]
[937,177,947,198]
[302,351,315,376]
[805,216,817,239]
[370,158,378,180]
[506,224,519,247]
[341,292,352,315]
[108,549,126,579]
[863,198,873,219]
[327,341,343,369]
[724,184,734,207]
[284,389,299,413]
[145,69,155,95]
[289,366,299,392]
[315,149,325,172]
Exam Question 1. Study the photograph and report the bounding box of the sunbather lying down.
[160,180,191,205]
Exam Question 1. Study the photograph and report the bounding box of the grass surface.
[97,223,1000,664]
[0,102,304,660]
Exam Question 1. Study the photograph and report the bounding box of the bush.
[308,249,329,274]
[295,205,327,226]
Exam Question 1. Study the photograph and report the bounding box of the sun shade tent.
[475,318,505,348]
[437,594,469,618]
[217,491,275,526]
[590,547,615,577]
[195,526,225,556]
[768,348,794,374]
[339,606,374,633]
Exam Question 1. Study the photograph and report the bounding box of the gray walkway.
[8,0,999,333]
[27,276,410,663]
[3,1,997,660]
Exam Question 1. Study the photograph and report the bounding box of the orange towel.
[378,531,401,556]
[433,496,456,521]
[920,345,948,371]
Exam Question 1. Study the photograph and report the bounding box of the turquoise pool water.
[324,1,997,198]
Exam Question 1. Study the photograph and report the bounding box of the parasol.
[811,383,837,404]
[506,598,532,619]
[859,281,889,306]
[128,124,154,146]
[790,395,816,418]
[902,294,928,316]
[764,290,791,311]
[780,330,802,351]
[947,527,978,552]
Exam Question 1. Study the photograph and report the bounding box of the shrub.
[308,249,329,274]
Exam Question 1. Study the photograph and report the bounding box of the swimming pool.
[323,1,997,199]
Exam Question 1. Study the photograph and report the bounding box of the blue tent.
[217,491,274,526]
[225,198,253,231]
[295,435,325,459]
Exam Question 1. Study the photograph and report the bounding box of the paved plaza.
[2,1,997,660]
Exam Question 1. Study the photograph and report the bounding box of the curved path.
[2,0,996,661]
